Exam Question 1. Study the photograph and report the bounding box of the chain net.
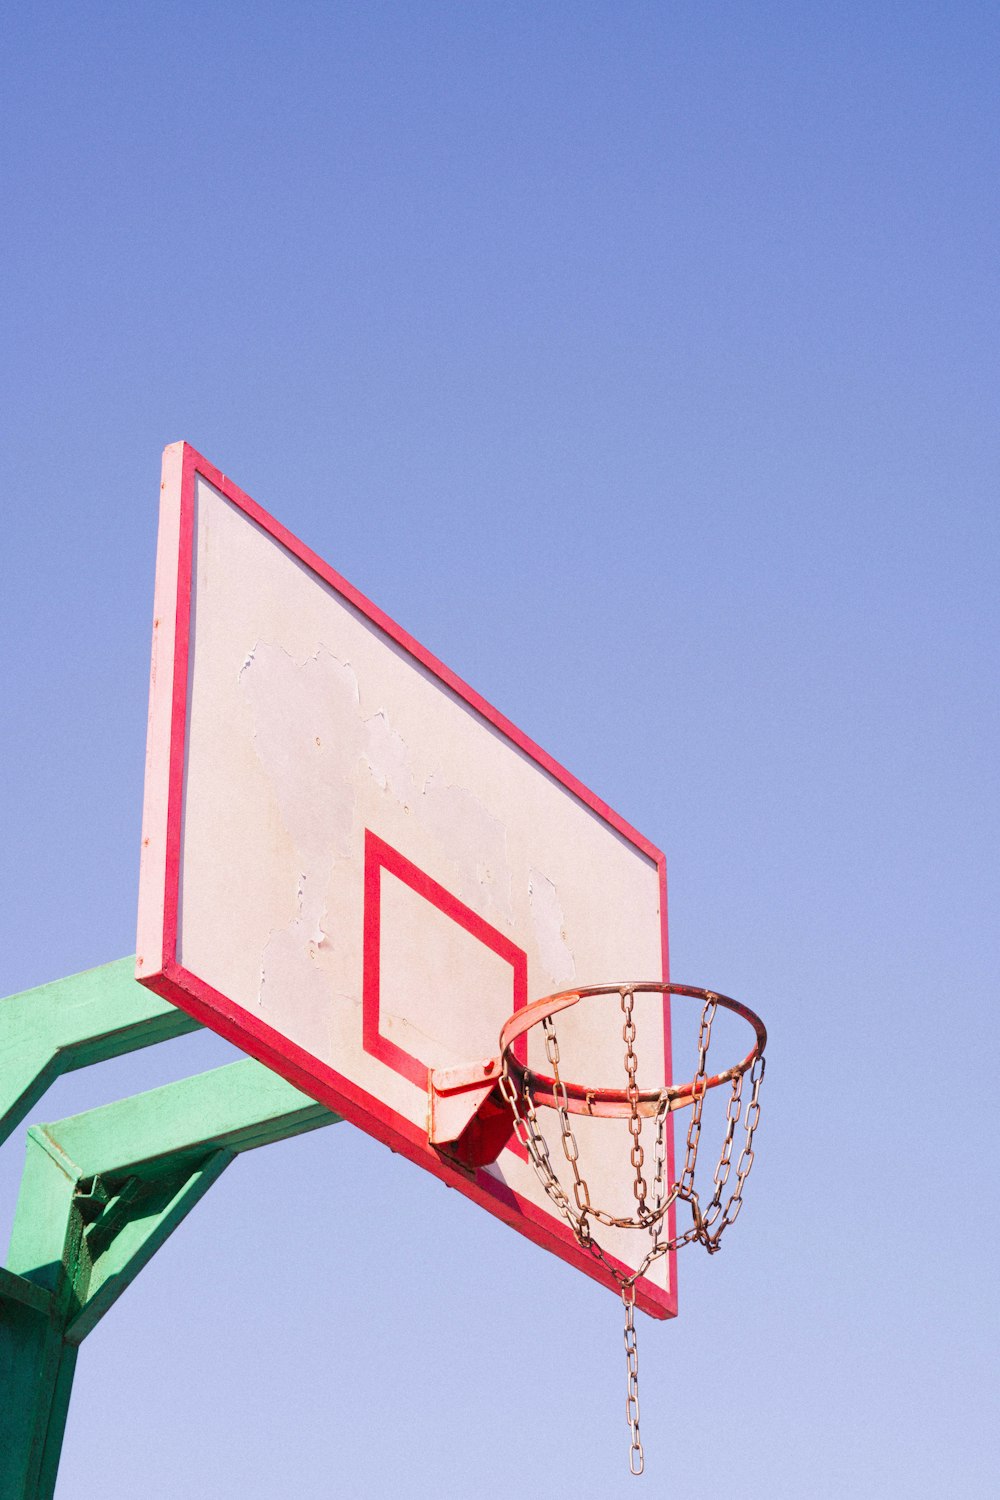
[498,985,765,1476]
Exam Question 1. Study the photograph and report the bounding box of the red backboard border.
[136,442,677,1318]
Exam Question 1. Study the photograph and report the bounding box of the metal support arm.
[0,962,341,1500]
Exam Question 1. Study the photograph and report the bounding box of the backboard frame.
[137,442,676,1317]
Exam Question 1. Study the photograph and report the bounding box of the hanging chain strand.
[620,987,649,1214]
[619,988,646,1476]
[649,1095,670,1250]
[702,1071,743,1232]
[622,1281,643,1474]
[544,1017,593,1231]
[497,984,765,1477]
[704,1053,766,1250]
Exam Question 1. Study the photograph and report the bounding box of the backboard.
[137,443,676,1317]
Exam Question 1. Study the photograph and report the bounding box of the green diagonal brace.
[1,965,341,1500]
[64,1153,232,1344]
[8,1058,336,1335]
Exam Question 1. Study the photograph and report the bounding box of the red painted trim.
[140,957,673,1317]
[657,857,678,1278]
[140,442,677,1319]
[362,829,528,1088]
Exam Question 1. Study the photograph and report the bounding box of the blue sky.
[1,4,998,1496]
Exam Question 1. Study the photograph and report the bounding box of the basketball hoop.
[497,982,767,1476]
[426,980,767,1473]
[141,444,765,1479]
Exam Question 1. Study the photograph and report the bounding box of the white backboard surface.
[137,443,676,1316]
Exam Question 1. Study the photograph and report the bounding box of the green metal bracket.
[0,959,202,1148]
[1,962,341,1500]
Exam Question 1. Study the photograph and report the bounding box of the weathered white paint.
[528,868,576,987]
[170,474,668,1286]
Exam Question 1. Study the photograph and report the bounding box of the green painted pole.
[0,1289,77,1500]
[1,1138,82,1500]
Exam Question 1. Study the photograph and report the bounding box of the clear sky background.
[1,4,998,1496]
